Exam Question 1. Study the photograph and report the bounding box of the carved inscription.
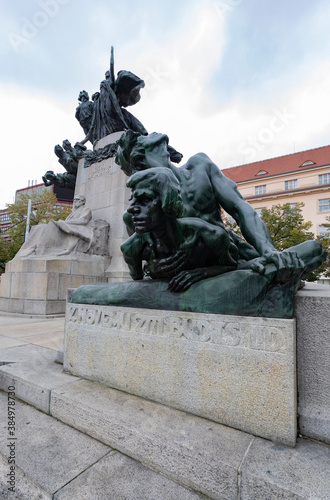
[68,306,289,353]
[217,323,287,353]
[87,162,113,180]
[68,306,210,342]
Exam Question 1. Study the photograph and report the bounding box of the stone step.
[0,346,329,499]
[0,344,79,414]
[51,378,253,500]
[0,394,204,499]
[50,379,330,500]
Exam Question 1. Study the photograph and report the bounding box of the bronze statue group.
[45,47,327,308]
[116,131,326,292]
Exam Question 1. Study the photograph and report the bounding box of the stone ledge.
[93,130,124,150]
[240,436,330,499]
[2,395,201,500]
[51,379,253,500]
[0,353,329,499]
[0,393,110,497]
[0,310,64,319]
[0,345,80,413]
[54,452,205,500]
[50,379,330,500]
[0,454,50,500]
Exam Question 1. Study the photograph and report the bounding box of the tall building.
[0,209,12,241]
[0,182,73,240]
[224,145,330,237]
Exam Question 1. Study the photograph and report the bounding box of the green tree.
[225,202,329,280]
[3,188,72,264]
[224,202,314,248]
[0,237,11,273]
[257,203,314,250]
[314,216,330,279]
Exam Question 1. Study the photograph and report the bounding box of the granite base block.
[295,287,330,444]
[75,135,131,280]
[0,255,109,315]
[64,304,297,446]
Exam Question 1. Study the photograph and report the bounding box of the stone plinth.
[75,131,131,281]
[0,255,109,315]
[294,284,330,445]
[64,303,297,446]
[0,132,130,315]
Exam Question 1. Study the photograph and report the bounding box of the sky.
[1,0,330,208]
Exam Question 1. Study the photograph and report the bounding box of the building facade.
[0,183,73,240]
[0,209,12,241]
[224,145,330,237]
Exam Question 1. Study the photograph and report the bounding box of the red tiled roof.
[223,145,330,183]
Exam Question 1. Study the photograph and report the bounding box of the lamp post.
[24,199,32,241]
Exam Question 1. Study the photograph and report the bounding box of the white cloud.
[131,3,227,159]
[2,0,330,209]
[0,85,82,207]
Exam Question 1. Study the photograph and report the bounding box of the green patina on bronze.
[70,266,298,319]
[43,140,86,190]
[71,130,327,317]
[76,47,148,145]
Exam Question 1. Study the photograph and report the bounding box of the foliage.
[1,188,72,267]
[224,211,243,239]
[257,203,314,250]
[225,202,329,281]
[0,238,11,273]
[314,216,330,279]
[225,202,314,248]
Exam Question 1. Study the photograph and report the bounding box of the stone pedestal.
[0,255,110,315]
[294,285,330,444]
[64,303,297,446]
[0,131,131,315]
[75,132,131,281]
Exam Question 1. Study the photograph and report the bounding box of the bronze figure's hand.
[250,250,306,283]
[168,269,208,292]
[145,251,187,279]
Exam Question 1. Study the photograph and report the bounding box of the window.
[288,203,297,213]
[255,208,265,217]
[319,225,330,238]
[319,174,330,185]
[300,160,315,167]
[255,185,266,195]
[256,170,268,176]
[285,180,297,190]
[0,226,10,237]
[319,199,330,213]
[0,213,10,222]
